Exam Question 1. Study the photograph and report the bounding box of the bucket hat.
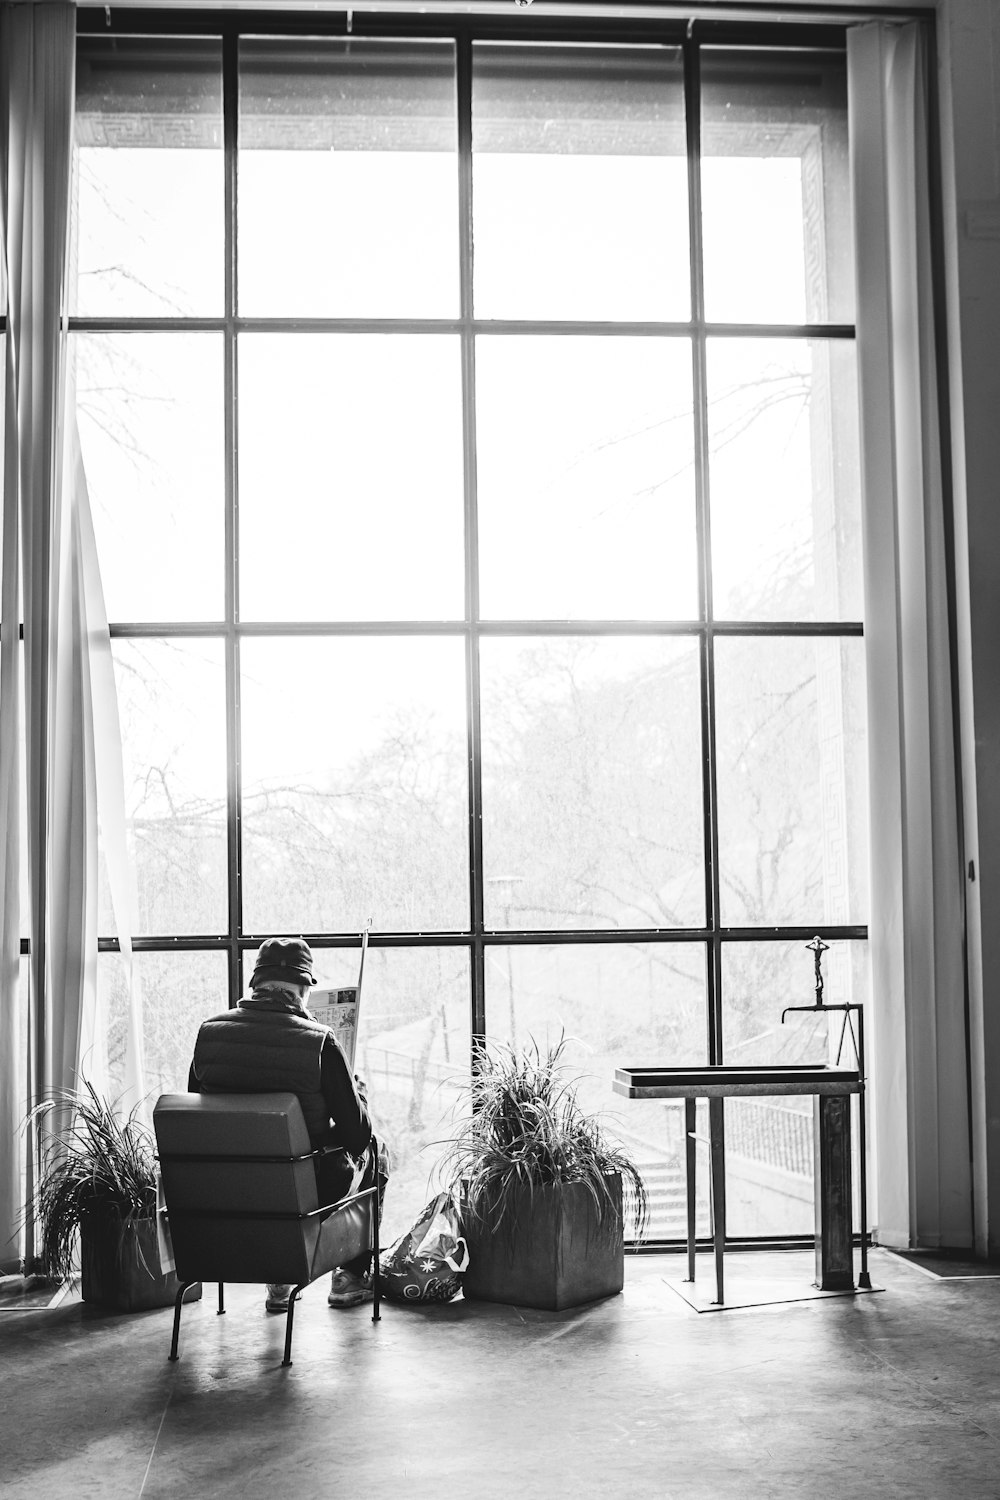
[250,936,317,989]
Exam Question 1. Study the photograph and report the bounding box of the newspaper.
[309,929,368,1071]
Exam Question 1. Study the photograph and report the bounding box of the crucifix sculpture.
[806,934,829,1005]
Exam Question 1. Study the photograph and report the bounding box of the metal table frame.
[613,1065,862,1305]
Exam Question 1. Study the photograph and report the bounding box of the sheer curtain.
[849,21,971,1250]
[0,0,143,1269]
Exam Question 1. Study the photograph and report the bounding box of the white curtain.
[849,22,970,1249]
[0,0,143,1269]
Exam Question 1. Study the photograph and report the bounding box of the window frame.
[75,5,870,1246]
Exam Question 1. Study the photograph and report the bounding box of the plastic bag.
[379,1192,469,1303]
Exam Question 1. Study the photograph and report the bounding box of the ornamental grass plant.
[27,1083,158,1280]
[438,1035,648,1242]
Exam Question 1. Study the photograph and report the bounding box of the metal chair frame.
[155,1097,382,1368]
[165,1179,380,1367]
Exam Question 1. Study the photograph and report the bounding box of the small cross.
[806,934,829,1005]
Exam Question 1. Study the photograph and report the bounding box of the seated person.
[188,935,388,1313]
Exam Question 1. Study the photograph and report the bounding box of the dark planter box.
[81,1215,202,1312]
[462,1174,625,1311]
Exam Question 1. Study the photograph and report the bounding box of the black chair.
[153,1091,381,1367]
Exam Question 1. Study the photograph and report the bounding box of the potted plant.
[27,1083,200,1312]
[439,1036,647,1311]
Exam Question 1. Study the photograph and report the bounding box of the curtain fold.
[0,0,145,1267]
[849,21,970,1249]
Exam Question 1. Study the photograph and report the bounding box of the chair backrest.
[154,1092,323,1284]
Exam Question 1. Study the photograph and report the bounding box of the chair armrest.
[157,1149,320,1165]
[314,1185,378,1223]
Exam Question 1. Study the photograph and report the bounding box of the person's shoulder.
[198,1009,238,1028]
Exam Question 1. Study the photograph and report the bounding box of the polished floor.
[2,1248,1000,1499]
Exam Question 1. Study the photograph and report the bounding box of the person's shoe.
[327,1269,373,1308]
[265,1283,294,1313]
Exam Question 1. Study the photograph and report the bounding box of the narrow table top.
[613,1064,862,1099]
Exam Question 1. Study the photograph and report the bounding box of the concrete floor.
[2,1249,1000,1499]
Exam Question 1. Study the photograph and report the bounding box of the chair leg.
[217,1283,225,1315]
[168,1281,198,1362]
[281,1285,307,1368]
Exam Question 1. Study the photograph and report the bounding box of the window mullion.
[457,35,486,1044]
[686,37,723,1065]
[223,24,242,1007]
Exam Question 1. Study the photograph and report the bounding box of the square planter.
[81,1215,202,1312]
[461,1174,625,1311]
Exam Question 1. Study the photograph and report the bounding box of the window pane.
[239,39,458,317]
[240,944,469,1243]
[481,638,705,929]
[103,950,229,1100]
[707,339,863,621]
[721,938,869,1065]
[238,335,464,622]
[351,947,469,1243]
[715,636,869,926]
[240,638,469,933]
[75,333,225,623]
[472,43,688,321]
[487,941,708,1237]
[701,50,853,325]
[723,937,867,1238]
[104,640,228,936]
[723,1095,815,1237]
[73,38,223,317]
[476,336,697,620]
[0,643,30,940]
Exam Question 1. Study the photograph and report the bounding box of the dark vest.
[191,1003,331,1144]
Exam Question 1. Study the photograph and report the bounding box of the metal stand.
[782,937,872,1291]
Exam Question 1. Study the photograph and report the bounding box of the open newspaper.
[309,929,368,1070]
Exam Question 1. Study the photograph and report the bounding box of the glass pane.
[0,643,30,940]
[715,636,869,926]
[73,38,223,317]
[239,944,469,1244]
[238,335,464,621]
[472,43,688,321]
[701,50,853,325]
[723,1096,815,1237]
[103,640,228,936]
[75,333,225,623]
[239,39,458,317]
[240,638,468,933]
[707,339,863,621]
[721,937,868,1241]
[721,938,869,1067]
[352,947,469,1244]
[476,336,696,620]
[487,941,708,1238]
[102,950,229,1101]
[481,638,705,929]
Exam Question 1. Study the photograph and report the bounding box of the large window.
[74,14,867,1243]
